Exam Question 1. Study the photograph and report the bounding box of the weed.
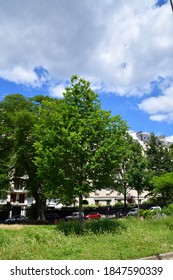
[57,218,126,236]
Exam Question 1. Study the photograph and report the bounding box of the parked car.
[116,209,127,218]
[149,206,161,211]
[127,208,139,216]
[85,212,101,219]
[45,213,59,222]
[5,215,26,224]
[65,212,84,221]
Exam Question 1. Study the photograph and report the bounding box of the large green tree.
[34,75,128,223]
[0,94,53,220]
[0,94,32,196]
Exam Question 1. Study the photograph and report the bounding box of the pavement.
[139,252,173,260]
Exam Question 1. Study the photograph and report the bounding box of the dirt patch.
[0,224,24,230]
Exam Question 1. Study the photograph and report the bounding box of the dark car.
[116,209,126,218]
[5,215,26,224]
[85,212,101,219]
[127,208,139,216]
[45,213,59,222]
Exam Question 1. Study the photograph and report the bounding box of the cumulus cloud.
[166,135,173,143]
[139,83,173,122]
[0,67,38,86]
[50,84,65,98]
[0,0,173,122]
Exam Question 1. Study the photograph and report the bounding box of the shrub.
[57,219,127,236]
[162,204,173,216]
[141,209,164,219]
[57,221,84,236]
[84,219,126,235]
[114,201,123,207]
[141,210,154,219]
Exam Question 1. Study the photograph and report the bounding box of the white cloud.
[0,67,38,86]
[0,0,173,122]
[0,1,171,87]
[139,83,173,122]
[166,135,173,143]
[150,114,172,122]
[50,84,65,98]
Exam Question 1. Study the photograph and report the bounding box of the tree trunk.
[137,190,140,219]
[36,197,46,221]
[34,185,46,221]
[78,192,83,226]
[124,186,127,208]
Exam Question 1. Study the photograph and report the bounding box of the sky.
[0,0,173,140]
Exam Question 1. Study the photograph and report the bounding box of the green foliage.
[140,210,155,219]
[57,219,127,236]
[146,134,173,203]
[162,204,173,216]
[124,141,151,211]
[34,75,128,212]
[151,173,173,204]
[26,204,38,219]
[57,220,84,235]
[0,94,33,194]
[146,133,173,176]
[84,219,127,235]
[114,201,124,207]
[115,135,143,206]
[83,204,99,210]
[0,94,52,219]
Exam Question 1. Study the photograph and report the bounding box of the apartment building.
[5,175,34,217]
[85,188,149,206]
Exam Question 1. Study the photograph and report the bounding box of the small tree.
[127,141,151,215]
[151,172,173,204]
[115,135,141,207]
[146,133,173,176]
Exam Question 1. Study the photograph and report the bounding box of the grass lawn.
[0,217,173,260]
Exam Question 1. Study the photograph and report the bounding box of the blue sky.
[0,0,173,140]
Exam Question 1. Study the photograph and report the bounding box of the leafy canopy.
[34,75,128,204]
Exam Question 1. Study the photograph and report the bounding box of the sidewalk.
[139,252,173,260]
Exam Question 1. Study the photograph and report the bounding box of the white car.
[65,212,84,221]
[149,206,161,211]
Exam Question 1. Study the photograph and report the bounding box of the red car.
[85,212,101,219]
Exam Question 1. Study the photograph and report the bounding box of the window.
[10,193,16,203]
[19,194,25,203]
[14,180,25,190]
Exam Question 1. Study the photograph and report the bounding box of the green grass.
[1,217,173,260]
